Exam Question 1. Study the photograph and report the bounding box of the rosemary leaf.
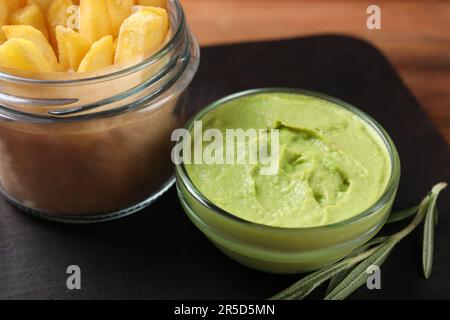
[422,202,434,279]
[324,240,396,300]
[423,182,447,279]
[422,197,438,278]
[325,236,389,295]
[269,260,350,300]
[386,205,420,224]
[325,268,354,297]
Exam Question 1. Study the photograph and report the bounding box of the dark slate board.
[0,35,449,300]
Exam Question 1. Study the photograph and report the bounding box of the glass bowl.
[176,88,400,274]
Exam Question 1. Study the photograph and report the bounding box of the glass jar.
[0,0,199,223]
[176,89,401,274]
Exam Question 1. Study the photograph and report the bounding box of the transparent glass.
[176,88,401,274]
[0,0,200,223]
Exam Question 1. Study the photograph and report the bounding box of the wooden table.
[181,0,450,144]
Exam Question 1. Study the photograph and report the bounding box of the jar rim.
[0,0,186,86]
[176,88,401,232]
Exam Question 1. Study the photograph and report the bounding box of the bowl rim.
[175,88,401,232]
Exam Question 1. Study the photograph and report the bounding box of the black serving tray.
[1,35,449,300]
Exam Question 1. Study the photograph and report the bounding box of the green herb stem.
[270,182,447,300]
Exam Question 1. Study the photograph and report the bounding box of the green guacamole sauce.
[185,92,391,228]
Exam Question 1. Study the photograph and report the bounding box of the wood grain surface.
[181,0,450,144]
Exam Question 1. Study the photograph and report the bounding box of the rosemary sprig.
[270,182,447,300]
[422,183,446,279]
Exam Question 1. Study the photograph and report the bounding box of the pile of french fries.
[0,0,169,75]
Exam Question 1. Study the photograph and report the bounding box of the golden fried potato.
[138,6,169,32]
[10,4,49,39]
[47,0,74,49]
[105,0,134,38]
[79,0,112,44]
[0,38,56,72]
[56,25,90,70]
[114,8,169,64]
[78,35,113,72]
[2,25,60,69]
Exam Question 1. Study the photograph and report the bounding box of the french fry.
[138,6,169,33]
[78,35,113,72]
[79,0,112,44]
[56,25,90,70]
[0,38,56,72]
[2,25,61,70]
[10,4,49,39]
[47,0,74,49]
[105,0,134,38]
[114,9,169,64]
